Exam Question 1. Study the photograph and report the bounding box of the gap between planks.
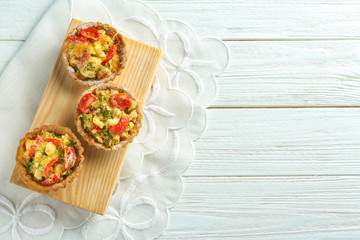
[208,106,360,109]
[182,175,360,178]
[4,38,360,42]
[223,38,360,41]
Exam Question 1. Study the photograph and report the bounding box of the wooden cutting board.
[9,19,162,215]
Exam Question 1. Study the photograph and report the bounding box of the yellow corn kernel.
[112,108,123,118]
[107,118,120,127]
[44,142,56,156]
[110,89,119,95]
[113,135,120,144]
[93,116,105,128]
[129,110,138,121]
[95,135,104,143]
[128,100,138,111]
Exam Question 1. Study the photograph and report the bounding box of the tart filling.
[77,88,140,148]
[22,131,78,186]
[64,23,125,82]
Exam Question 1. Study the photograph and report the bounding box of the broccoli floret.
[100,106,112,122]
[80,114,92,130]
[99,94,110,103]
[101,129,114,148]
[64,169,73,176]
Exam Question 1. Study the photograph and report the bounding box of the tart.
[62,22,126,85]
[75,84,142,150]
[16,125,84,192]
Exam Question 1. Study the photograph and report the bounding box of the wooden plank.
[9,19,162,215]
[213,40,360,107]
[144,0,360,40]
[186,108,360,177]
[163,176,360,239]
[4,1,360,41]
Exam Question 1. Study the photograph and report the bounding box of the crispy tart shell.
[62,22,127,85]
[15,125,84,192]
[75,84,142,151]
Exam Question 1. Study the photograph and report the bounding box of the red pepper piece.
[109,115,129,134]
[78,28,100,41]
[79,93,98,113]
[102,44,117,64]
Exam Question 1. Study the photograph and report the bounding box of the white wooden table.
[2,0,360,239]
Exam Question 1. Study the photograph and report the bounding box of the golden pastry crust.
[62,22,126,85]
[15,125,84,192]
[75,84,142,151]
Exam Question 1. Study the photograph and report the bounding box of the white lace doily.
[0,0,229,239]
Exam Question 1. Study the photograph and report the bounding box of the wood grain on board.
[9,18,162,215]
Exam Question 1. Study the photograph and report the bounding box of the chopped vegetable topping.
[66,27,121,80]
[22,131,78,185]
[78,89,139,148]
